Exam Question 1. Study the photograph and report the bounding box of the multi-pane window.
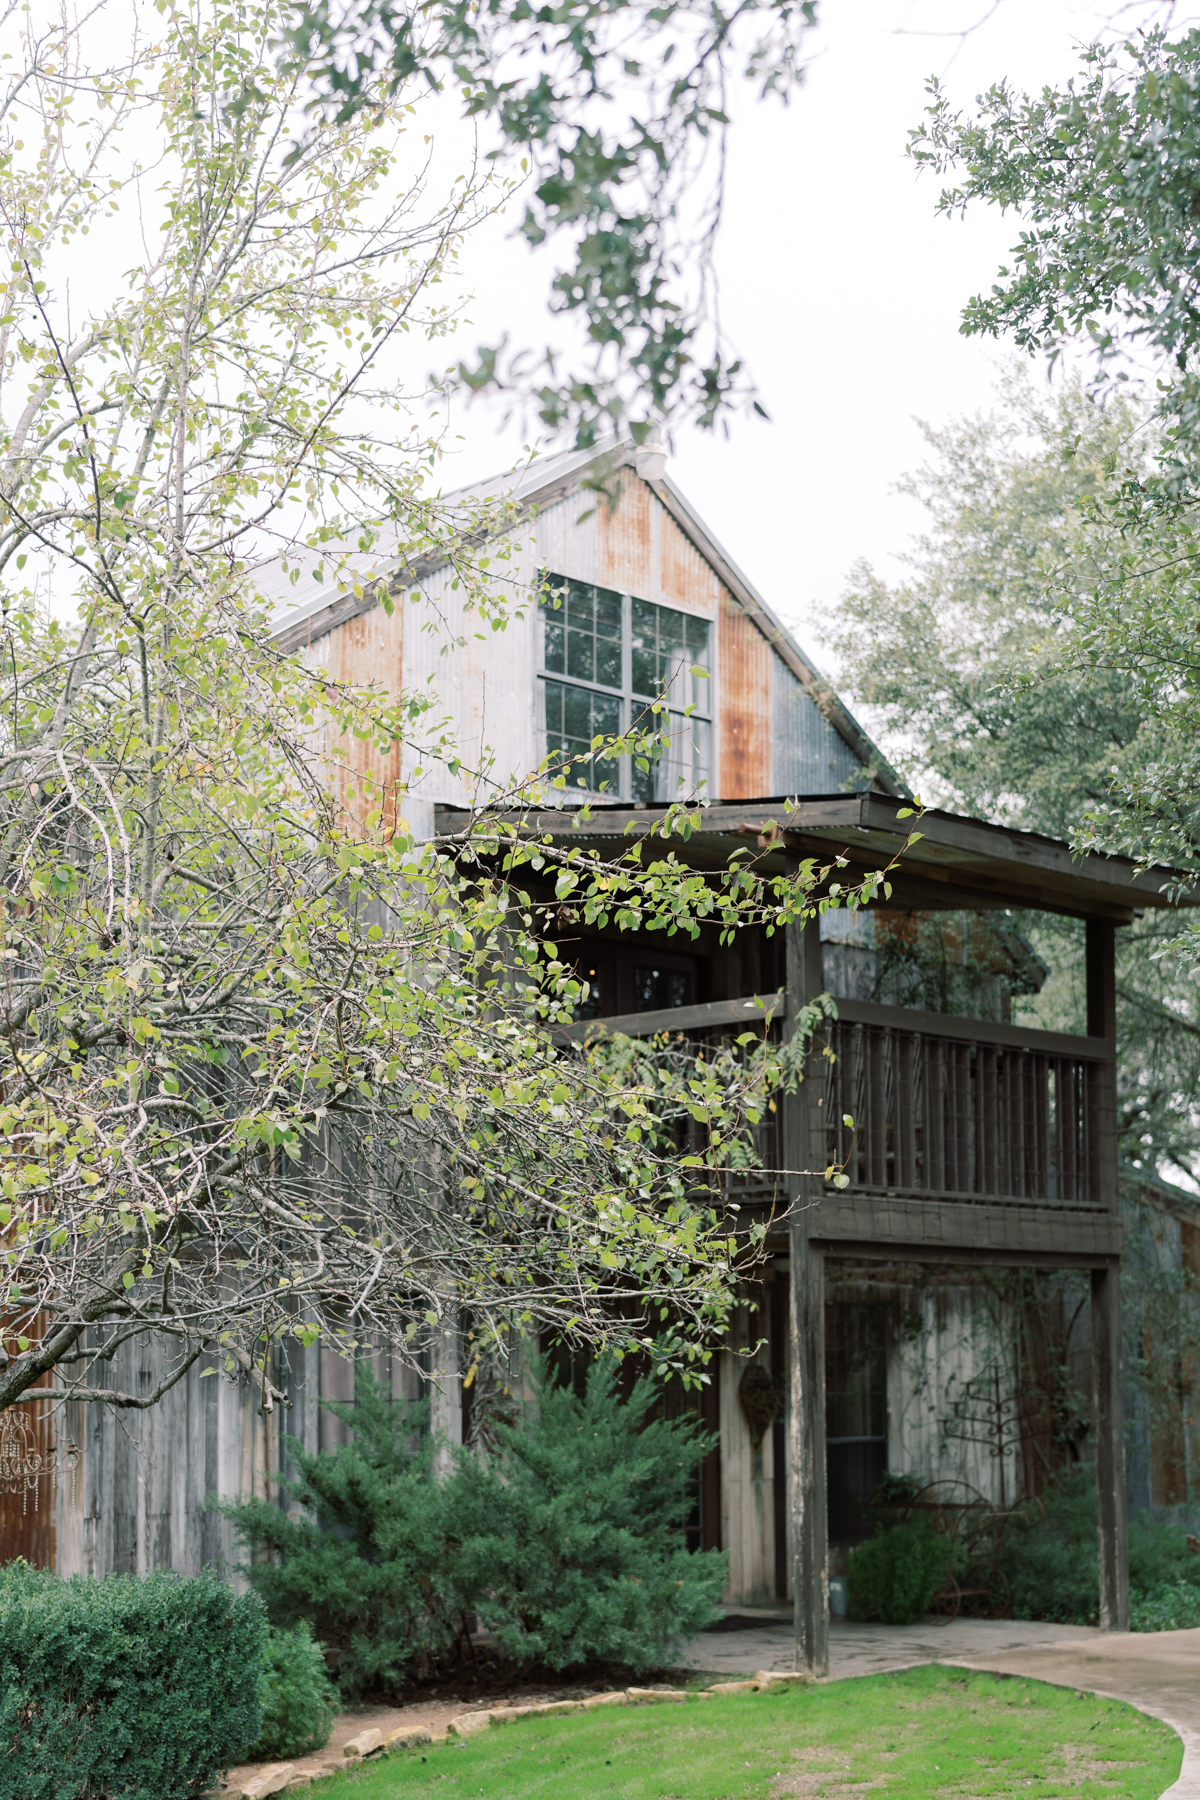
[539,572,712,800]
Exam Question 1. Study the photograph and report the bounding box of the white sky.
[20,0,1131,685]
[441,0,1125,675]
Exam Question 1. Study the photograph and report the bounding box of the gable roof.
[264,437,908,799]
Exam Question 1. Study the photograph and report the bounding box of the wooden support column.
[1086,917,1129,1632]
[784,902,828,1675]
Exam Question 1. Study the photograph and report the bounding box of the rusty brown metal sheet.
[718,587,772,798]
[595,471,719,617]
[310,596,404,834]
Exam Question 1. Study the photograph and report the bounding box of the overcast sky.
[443,0,1124,678]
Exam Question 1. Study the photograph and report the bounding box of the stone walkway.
[681,1614,1200,1798]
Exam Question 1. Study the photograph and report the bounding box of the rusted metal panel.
[658,490,720,616]
[300,590,405,832]
[0,1385,58,1569]
[593,470,718,617]
[717,587,771,798]
[771,656,866,794]
[397,540,541,810]
[595,470,654,599]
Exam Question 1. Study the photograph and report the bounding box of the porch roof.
[436,791,1199,922]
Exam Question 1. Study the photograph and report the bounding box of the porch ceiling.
[438,793,1199,922]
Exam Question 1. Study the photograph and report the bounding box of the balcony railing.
[556,990,1113,1216]
[821,1001,1110,1212]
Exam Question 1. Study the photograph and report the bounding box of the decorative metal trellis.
[0,1408,75,1514]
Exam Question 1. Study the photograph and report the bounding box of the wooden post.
[1086,917,1129,1632]
[784,903,828,1676]
[1091,1263,1129,1630]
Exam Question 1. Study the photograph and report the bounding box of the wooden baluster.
[896,1032,916,1191]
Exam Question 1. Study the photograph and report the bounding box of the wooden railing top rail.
[834,998,1111,1061]
[552,992,784,1044]
[553,990,1110,1060]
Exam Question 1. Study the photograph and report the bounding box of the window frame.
[536,573,713,802]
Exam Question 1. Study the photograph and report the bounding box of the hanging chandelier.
[0,1408,76,1514]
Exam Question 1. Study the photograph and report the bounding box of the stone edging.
[233,1670,813,1795]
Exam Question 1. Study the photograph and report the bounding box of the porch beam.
[809,1194,1123,1261]
[784,902,828,1677]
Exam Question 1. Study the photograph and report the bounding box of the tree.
[909,32,1200,935]
[0,1,903,1414]
[828,370,1200,1188]
[271,0,818,445]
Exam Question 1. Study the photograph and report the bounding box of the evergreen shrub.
[246,1623,337,1760]
[0,1563,265,1800]
[217,1374,461,1698]
[222,1356,725,1692]
[847,1522,950,1625]
[447,1357,726,1672]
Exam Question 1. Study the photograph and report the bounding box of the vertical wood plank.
[784,901,828,1676]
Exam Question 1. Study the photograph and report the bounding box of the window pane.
[562,684,592,738]
[541,573,623,693]
[544,680,622,792]
[631,711,710,803]
[630,600,711,717]
[565,577,594,628]
[595,638,621,687]
[596,588,623,640]
[634,966,693,1011]
[566,625,594,682]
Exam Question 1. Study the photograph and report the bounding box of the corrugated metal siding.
[594,470,718,618]
[660,495,720,614]
[718,588,772,799]
[595,472,654,598]
[772,655,867,794]
[536,490,597,583]
[307,600,404,832]
[398,534,541,808]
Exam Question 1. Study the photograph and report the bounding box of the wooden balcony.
[822,1001,1109,1214]
[556,989,1120,1263]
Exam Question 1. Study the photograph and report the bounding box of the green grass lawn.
[316,1664,1182,1799]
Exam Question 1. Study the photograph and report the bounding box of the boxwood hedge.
[0,1563,266,1800]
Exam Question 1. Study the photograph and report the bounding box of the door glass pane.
[825,1302,887,1546]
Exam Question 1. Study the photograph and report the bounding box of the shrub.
[1002,1467,1200,1627]
[1002,1468,1100,1625]
[246,1623,337,1760]
[848,1522,950,1625]
[445,1356,727,1671]
[217,1370,463,1699]
[1131,1579,1200,1632]
[0,1564,265,1800]
[222,1355,724,1690]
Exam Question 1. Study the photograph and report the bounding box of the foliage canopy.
[909,33,1200,916]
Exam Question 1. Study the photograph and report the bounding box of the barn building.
[5,436,1198,1672]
